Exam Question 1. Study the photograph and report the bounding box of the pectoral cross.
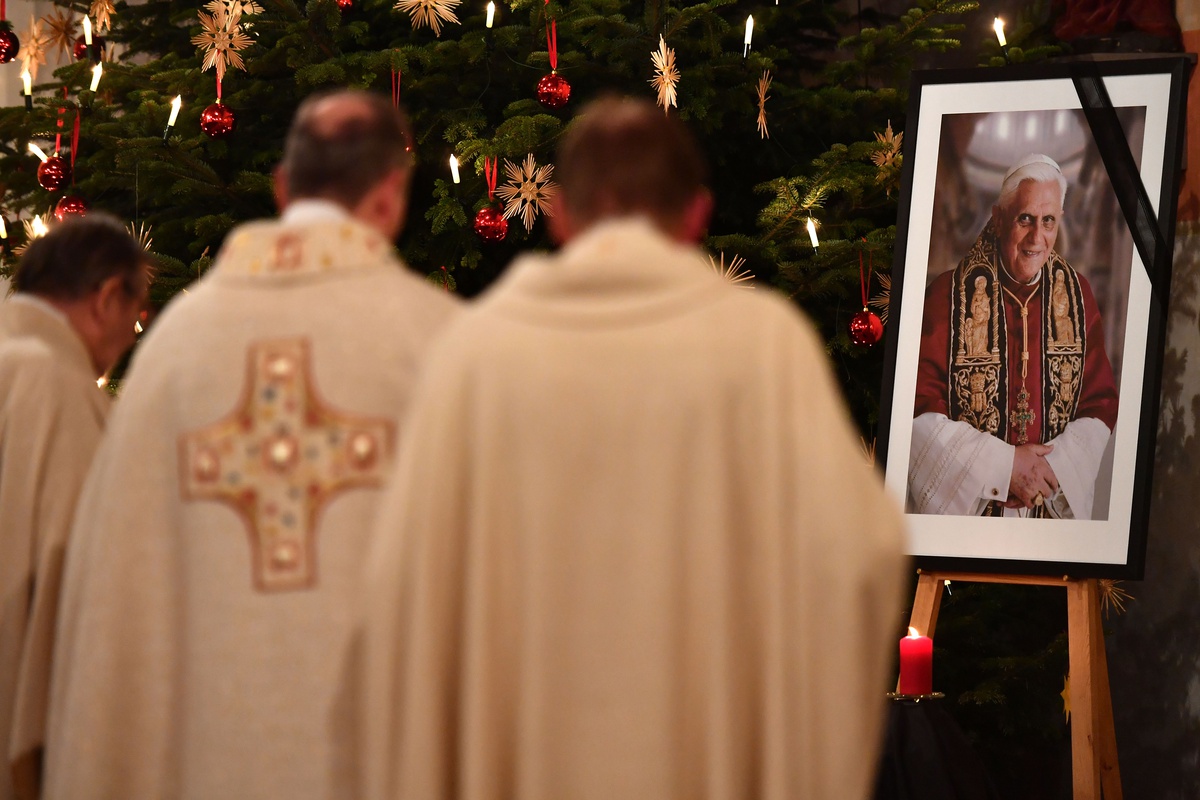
[1010,386,1034,445]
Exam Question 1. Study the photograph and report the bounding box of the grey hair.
[997,155,1067,210]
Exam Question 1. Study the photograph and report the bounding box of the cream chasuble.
[43,215,460,800]
[360,218,908,800]
[0,297,108,800]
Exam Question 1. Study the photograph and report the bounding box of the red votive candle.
[898,627,933,695]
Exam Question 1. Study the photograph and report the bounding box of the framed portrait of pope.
[877,58,1189,579]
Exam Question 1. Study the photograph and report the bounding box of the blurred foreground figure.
[360,96,907,800]
[44,91,459,800]
[0,214,149,800]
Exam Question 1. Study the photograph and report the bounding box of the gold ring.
[1034,492,1044,507]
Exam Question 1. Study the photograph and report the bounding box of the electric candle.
[898,627,933,695]
[21,70,32,111]
[30,216,48,238]
[0,217,6,239]
[806,217,818,249]
[167,95,182,127]
[90,63,103,92]
[743,16,753,57]
[83,15,92,45]
[993,17,1006,48]
[27,143,49,163]
[449,154,460,184]
[486,2,495,28]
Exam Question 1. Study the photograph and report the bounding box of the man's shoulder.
[0,334,93,410]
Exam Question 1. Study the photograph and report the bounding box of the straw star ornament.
[192,9,252,82]
[709,253,754,288]
[496,155,557,232]
[89,0,116,33]
[649,36,679,114]
[756,71,772,139]
[42,7,78,60]
[19,18,49,81]
[394,0,460,37]
[206,0,264,25]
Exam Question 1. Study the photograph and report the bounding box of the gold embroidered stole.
[945,223,1087,516]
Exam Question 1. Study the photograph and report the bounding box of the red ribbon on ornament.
[1,0,7,22]
[70,111,80,183]
[391,68,401,108]
[483,157,498,200]
[544,0,558,72]
[858,240,873,310]
[216,76,222,103]
[54,87,67,155]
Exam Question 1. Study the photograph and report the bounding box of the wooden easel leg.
[1091,585,1123,799]
[908,572,945,637]
[1065,582,1118,800]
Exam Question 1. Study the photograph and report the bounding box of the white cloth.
[359,218,908,800]
[909,412,1110,518]
[0,297,108,800]
[44,217,460,800]
[280,198,352,227]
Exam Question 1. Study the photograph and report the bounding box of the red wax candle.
[898,627,933,695]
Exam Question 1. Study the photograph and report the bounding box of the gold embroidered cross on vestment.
[179,338,395,592]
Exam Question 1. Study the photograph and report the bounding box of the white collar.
[7,292,71,326]
[280,198,353,227]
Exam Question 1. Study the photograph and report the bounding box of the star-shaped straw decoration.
[649,35,679,115]
[191,9,252,83]
[393,0,461,37]
[756,71,772,139]
[13,214,52,258]
[868,272,891,325]
[19,18,50,82]
[496,154,557,232]
[127,221,154,253]
[205,0,263,29]
[41,7,78,61]
[709,252,754,288]
[89,0,116,33]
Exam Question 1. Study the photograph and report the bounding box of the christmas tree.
[0,0,1101,792]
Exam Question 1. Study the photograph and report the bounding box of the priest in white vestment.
[43,92,460,800]
[359,96,908,800]
[0,216,150,800]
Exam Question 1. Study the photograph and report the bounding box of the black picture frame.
[876,57,1190,580]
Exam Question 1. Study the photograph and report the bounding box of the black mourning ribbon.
[1070,61,1172,304]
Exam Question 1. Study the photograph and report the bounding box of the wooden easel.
[905,571,1121,800]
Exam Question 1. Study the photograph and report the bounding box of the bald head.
[278,90,414,209]
[554,96,710,236]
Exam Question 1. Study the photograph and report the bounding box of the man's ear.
[273,166,290,213]
[677,189,713,244]
[547,199,575,246]
[92,275,127,320]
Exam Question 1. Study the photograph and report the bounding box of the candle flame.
[97,376,107,388]
[27,143,49,163]
[907,626,921,638]
[806,217,818,249]
[91,63,103,92]
[0,217,6,240]
[83,16,93,45]
[486,1,495,28]
[449,154,461,184]
[134,320,143,333]
[993,17,1006,48]
[743,15,753,57]
[21,70,31,96]
[167,95,182,127]
[31,216,49,238]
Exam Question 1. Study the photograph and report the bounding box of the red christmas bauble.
[336,0,353,11]
[848,308,884,346]
[72,35,105,61]
[0,29,20,64]
[536,72,570,109]
[54,195,88,221]
[200,103,237,138]
[36,156,71,191]
[473,206,508,243]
